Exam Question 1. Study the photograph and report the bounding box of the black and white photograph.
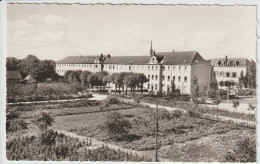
[1,0,258,163]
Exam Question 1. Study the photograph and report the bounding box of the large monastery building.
[56,43,251,94]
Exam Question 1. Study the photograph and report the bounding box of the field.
[7,99,256,162]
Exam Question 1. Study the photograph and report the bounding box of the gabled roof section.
[6,71,22,80]
[103,56,151,65]
[56,56,100,64]
[24,74,36,82]
[211,58,250,67]
[157,51,209,65]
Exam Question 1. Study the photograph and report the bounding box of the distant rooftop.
[6,71,22,80]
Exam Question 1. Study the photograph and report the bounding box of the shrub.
[225,137,256,162]
[33,110,54,131]
[6,111,27,132]
[103,112,132,140]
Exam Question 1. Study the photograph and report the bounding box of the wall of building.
[212,66,247,84]
[56,63,102,76]
[162,65,191,94]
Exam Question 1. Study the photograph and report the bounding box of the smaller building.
[23,74,37,84]
[6,71,22,87]
[211,56,250,89]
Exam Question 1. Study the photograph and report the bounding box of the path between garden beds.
[53,129,170,162]
[118,97,256,127]
[6,94,107,105]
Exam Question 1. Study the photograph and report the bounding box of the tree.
[103,112,132,140]
[114,73,125,93]
[6,57,21,71]
[171,110,182,128]
[248,60,256,89]
[191,76,199,95]
[213,90,221,116]
[87,74,99,89]
[219,81,224,89]
[79,71,92,87]
[136,73,149,94]
[33,110,54,131]
[95,71,108,90]
[19,55,41,78]
[171,80,176,97]
[134,94,143,115]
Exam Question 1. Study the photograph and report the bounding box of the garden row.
[7,83,92,103]
[6,129,152,161]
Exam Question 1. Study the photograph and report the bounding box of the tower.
[150,40,153,56]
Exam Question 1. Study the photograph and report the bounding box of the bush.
[6,111,27,132]
[103,112,132,139]
[225,137,256,162]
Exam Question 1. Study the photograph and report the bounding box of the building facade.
[211,56,250,88]
[56,44,214,94]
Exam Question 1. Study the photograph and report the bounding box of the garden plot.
[51,105,255,162]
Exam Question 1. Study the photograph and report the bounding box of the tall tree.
[136,73,149,94]
[87,74,99,89]
[79,71,92,87]
[6,57,21,71]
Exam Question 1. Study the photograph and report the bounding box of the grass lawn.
[51,105,256,162]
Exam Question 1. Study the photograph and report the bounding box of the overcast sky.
[6,4,256,61]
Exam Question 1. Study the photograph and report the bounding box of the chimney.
[225,55,228,64]
[107,54,111,58]
[153,50,156,56]
[172,50,175,52]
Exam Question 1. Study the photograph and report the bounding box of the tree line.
[6,55,59,82]
[65,71,149,94]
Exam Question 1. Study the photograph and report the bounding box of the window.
[109,65,111,69]
[179,66,181,70]
[226,72,230,77]
[148,75,150,80]
[155,84,158,90]
[113,65,115,69]
[152,66,154,71]
[162,76,165,81]
[184,66,187,71]
[215,62,219,66]
[156,66,158,71]
[129,66,131,70]
[148,66,150,70]
[173,76,175,81]
[168,76,170,81]
[152,75,154,80]
[148,83,150,89]
[168,66,170,71]
[220,71,224,77]
[232,72,237,78]
[184,76,187,82]
[178,76,181,82]
[163,66,165,71]
[173,66,175,70]
[155,75,158,80]
[167,85,170,93]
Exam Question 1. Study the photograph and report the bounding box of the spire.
[150,40,153,56]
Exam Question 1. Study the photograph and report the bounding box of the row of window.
[215,71,237,78]
[57,64,99,68]
[148,75,187,82]
[147,83,187,92]
[215,61,240,66]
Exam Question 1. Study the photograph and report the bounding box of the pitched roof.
[56,56,99,64]
[6,71,22,80]
[103,56,151,64]
[158,51,209,65]
[24,74,36,82]
[211,58,250,67]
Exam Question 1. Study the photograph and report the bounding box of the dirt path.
[6,93,107,105]
[53,129,170,162]
[118,96,255,127]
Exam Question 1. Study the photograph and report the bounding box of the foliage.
[6,57,21,71]
[87,74,99,88]
[33,110,54,131]
[103,112,132,139]
[6,131,151,161]
[248,104,255,111]
[239,61,256,89]
[6,111,27,132]
[232,100,240,109]
[225,137,256,162]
